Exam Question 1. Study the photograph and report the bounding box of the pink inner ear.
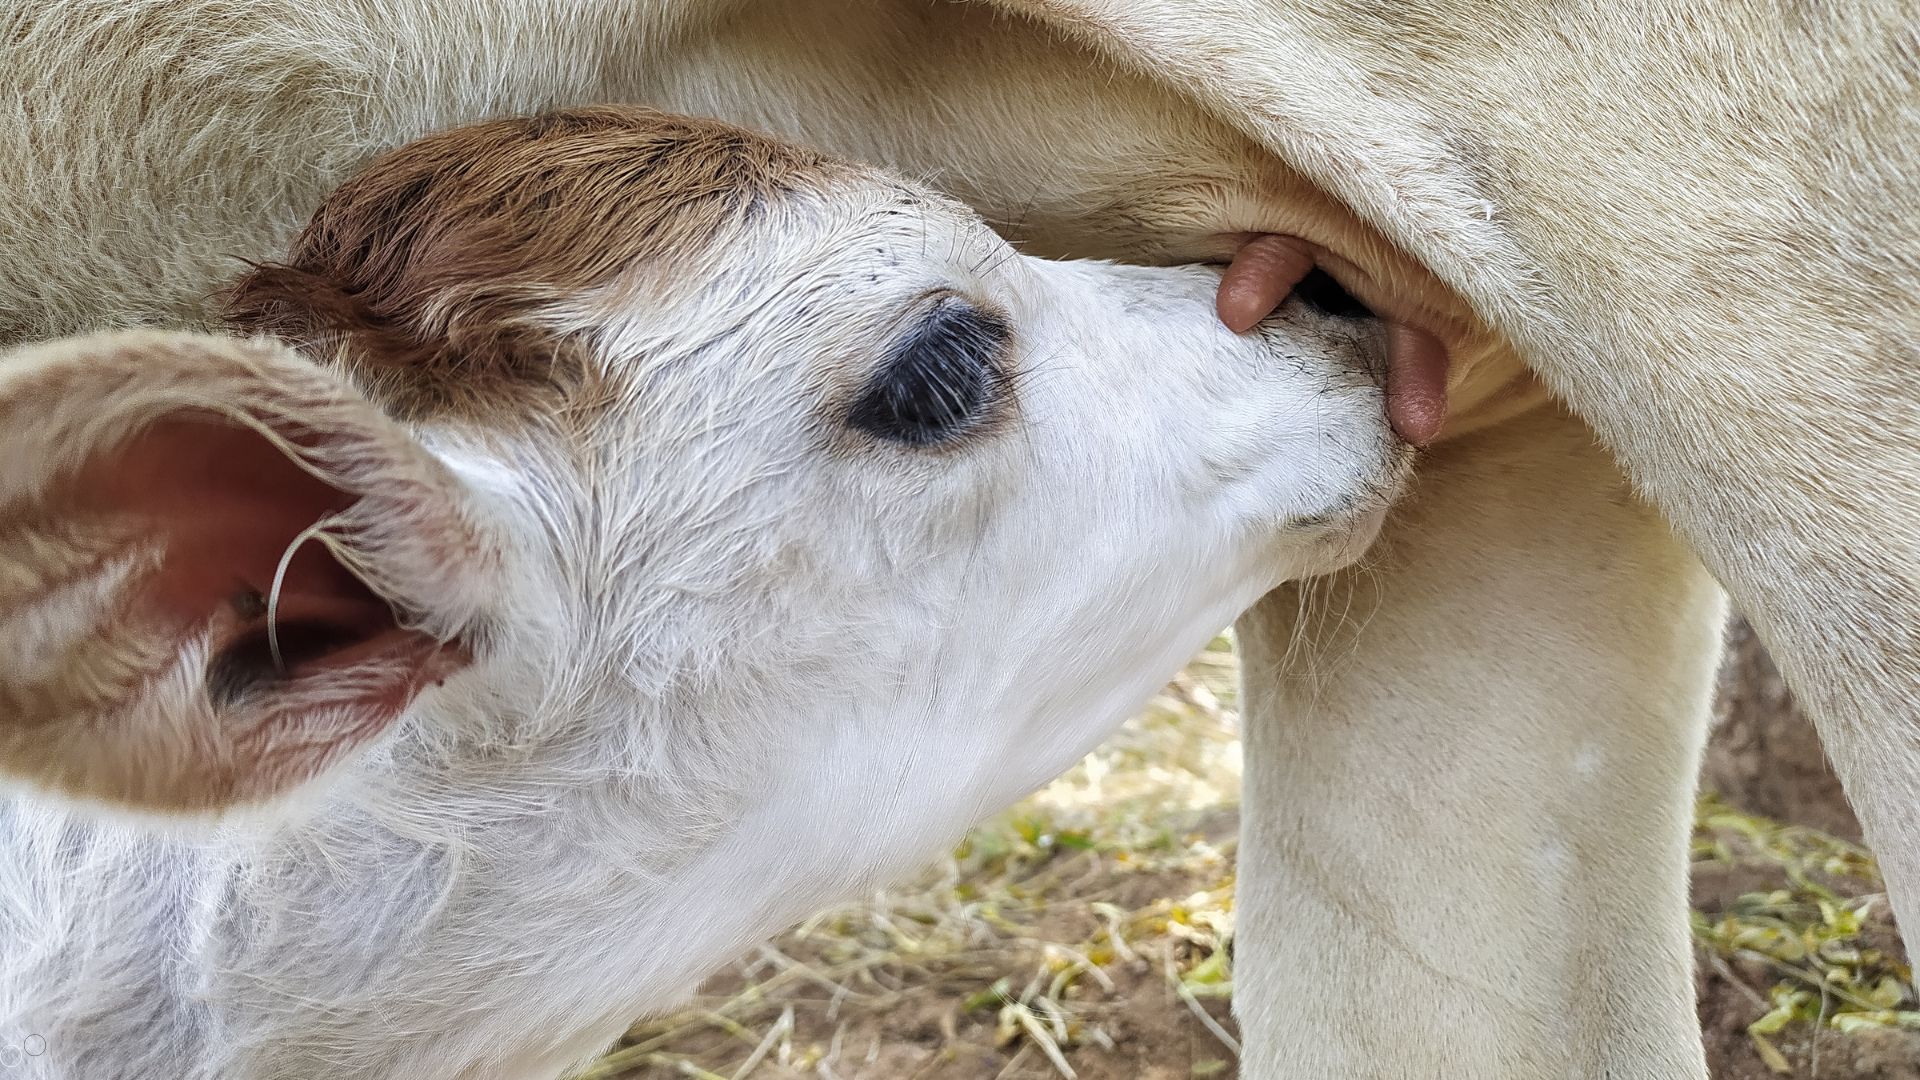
[61,414,461,803]
[86,417,396,670]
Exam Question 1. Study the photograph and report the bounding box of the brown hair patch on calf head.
[226,106,846,421]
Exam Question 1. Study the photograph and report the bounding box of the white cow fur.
[3,1,1916,1077]
[0,110,1408,1076]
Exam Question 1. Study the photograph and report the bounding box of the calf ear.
[0,331,499,813]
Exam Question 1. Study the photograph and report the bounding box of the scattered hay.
[1692,796,1918,1072]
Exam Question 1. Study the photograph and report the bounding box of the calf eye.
[849,296,1010,448]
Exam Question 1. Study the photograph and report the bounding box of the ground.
[577,630,1917,1079]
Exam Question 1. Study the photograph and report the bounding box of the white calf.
[0,107,1407,1079]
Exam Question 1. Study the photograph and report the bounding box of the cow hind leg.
[1233,404,1725,1078]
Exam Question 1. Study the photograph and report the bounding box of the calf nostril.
[1292,268,1374,319]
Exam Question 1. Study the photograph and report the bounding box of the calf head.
[0,109,1408,871]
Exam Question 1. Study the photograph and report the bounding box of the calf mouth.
[1242,308,1415,550]
[1284,451,1413,572]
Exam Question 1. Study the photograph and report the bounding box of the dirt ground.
[583,625,1917,1079]
[1692,620,1917,1078]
